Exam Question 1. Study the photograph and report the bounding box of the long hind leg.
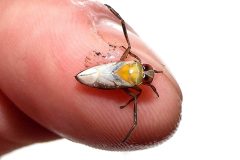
[121,87,142,142]
[105,4,132,61]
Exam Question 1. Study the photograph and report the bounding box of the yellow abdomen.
[115,62,143,85]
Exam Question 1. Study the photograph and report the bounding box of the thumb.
[0,0,182,153]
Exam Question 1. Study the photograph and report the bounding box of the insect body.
[75,4,162,143]
[76,61,144,89]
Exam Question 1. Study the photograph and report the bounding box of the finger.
[0,0,182,151]
[0,91,59,155]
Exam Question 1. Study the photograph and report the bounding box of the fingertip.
[0,0,182,151]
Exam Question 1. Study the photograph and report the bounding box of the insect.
[75,4,162,143]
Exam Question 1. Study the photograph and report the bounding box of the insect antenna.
[154,70,163,73]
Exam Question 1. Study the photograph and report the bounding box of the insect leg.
[121,88,139,143]
[144,70,162,97]
[104,4,131,61]
[145,84,159,97]
[120,86,142,109]
[121,46,141,63]
[122,100,137,143]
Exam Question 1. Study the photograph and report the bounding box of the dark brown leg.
[121,46,141,62]
[144,70,163,97]
[120,47,131,61]
[145,84,159,97]
[104,4,131,61]
[122,99,137,143]
[121,88,140,143]
[120,86,142,109]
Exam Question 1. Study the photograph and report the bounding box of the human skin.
[0,0,182,155]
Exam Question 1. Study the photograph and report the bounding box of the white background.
[3,0,240,159]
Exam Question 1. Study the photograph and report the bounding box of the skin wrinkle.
[0,0,182,153]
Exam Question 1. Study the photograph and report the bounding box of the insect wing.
[76,62,128,89]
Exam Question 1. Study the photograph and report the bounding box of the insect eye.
[143,64,153,71]
[143,74,153,84]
